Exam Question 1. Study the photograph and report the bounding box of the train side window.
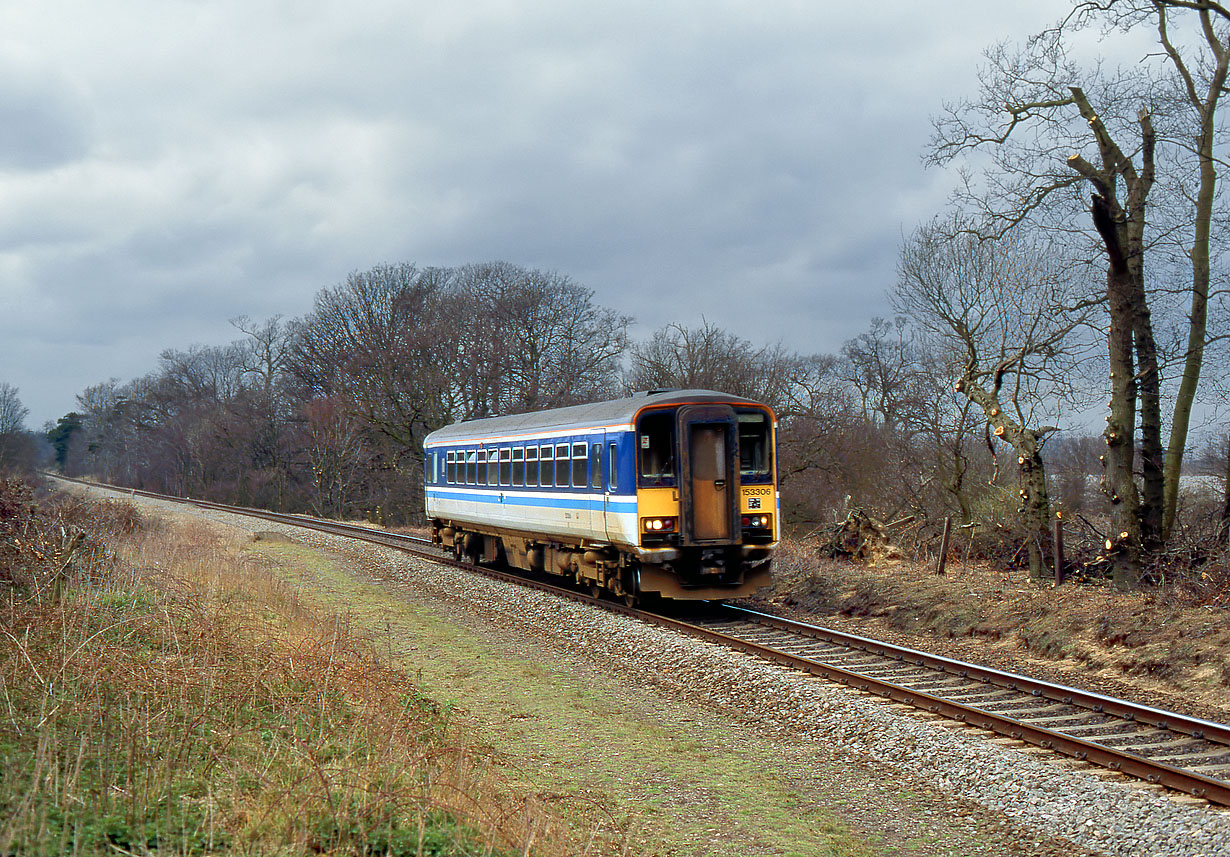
[527,446,540,486]
[429,453,437,484]
[571,443,587,487]
[499,448,511,486]
[512,448,524,486]
[488,449,499,486]
[539,446,553,487]
[466,450,477,485]
[590,443,602,488]
[446,451,456,484]
[608,443,618,491]
[556,443,571,487]
[477,450,487,485]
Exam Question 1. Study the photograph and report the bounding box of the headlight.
[641,517,677,533]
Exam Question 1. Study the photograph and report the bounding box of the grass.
[260,535,961,856]
[0,498,586,856]
[5,485,1058,856]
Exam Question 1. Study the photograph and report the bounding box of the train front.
[630,396,778,600]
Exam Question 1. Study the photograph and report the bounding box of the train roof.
[424,389,769,446]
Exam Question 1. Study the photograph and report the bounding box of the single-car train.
[423,389,778,602]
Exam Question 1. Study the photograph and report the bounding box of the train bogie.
[423,390,778,602]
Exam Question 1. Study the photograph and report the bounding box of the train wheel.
[623,592,638,608]
[589,584,602,599]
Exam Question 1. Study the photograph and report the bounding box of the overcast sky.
[1,0,1079,428]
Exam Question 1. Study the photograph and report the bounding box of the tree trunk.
[956,378,1052,580]
[1092,193,1142,588]
[1132,283,1165,551]
[1221,432,1230,544]
[1156,1,1229,542]
[1020,443,1051,581]
[1163,128,1215,540]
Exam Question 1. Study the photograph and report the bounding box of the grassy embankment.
[6,482,1090,856]
[765,535,1230,717]
[0,484,592,856]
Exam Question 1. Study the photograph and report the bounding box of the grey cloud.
[1,0,1079,428]
[0,59,91,170]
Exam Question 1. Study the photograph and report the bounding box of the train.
[423,389,779,603]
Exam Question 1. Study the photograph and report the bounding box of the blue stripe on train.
[425,489,638,514]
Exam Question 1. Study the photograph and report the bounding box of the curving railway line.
[58,476,1230,808]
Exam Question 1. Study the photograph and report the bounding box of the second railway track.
[61,476,1230,809]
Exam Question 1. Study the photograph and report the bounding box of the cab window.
[636,411,676,487]
[737,410,772,482]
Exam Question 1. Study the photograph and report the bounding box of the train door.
[676,405,738,544]
[594,432,612,542]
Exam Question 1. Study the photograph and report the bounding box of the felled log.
[818,508,903,564]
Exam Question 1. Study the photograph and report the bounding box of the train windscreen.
[637,411,676,486]
[738,411,771,481]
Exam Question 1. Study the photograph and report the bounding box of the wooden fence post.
[1053,516,1065,585]
[936,516,952,576]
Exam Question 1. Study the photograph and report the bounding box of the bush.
[0,479,146,600]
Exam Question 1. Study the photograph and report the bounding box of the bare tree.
[843,317,936,435]
[625,320,798,411]
[289,263,454,453]
[0,383,30,473]
[230,315,296,507]
[773,353,869,523]
[452,263,630,415]
[301,397,368,518]
[895,219,1091,579]
[929,4,1230,583]
[1099,0,1230,539]
[232,314,292,399]
[0,383,27,436]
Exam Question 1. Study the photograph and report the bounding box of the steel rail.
[54,475,1230,806]
[687,609,1230,806]
[720,605,1230,748]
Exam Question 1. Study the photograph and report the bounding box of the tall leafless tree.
[929,3,1230,582]
[625,320,798,412]
[1092,0,1230,540]
[452,262,630,415]
[0,383,27,436]
[0,383,30,473]
[895,219,1091,579]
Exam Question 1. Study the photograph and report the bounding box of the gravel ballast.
[76,485,1230,857]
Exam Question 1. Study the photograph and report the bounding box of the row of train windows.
[441,443,617,490]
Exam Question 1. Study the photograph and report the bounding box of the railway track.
[59,476,1230,808]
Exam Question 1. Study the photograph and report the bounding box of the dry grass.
[0,487,591,856]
